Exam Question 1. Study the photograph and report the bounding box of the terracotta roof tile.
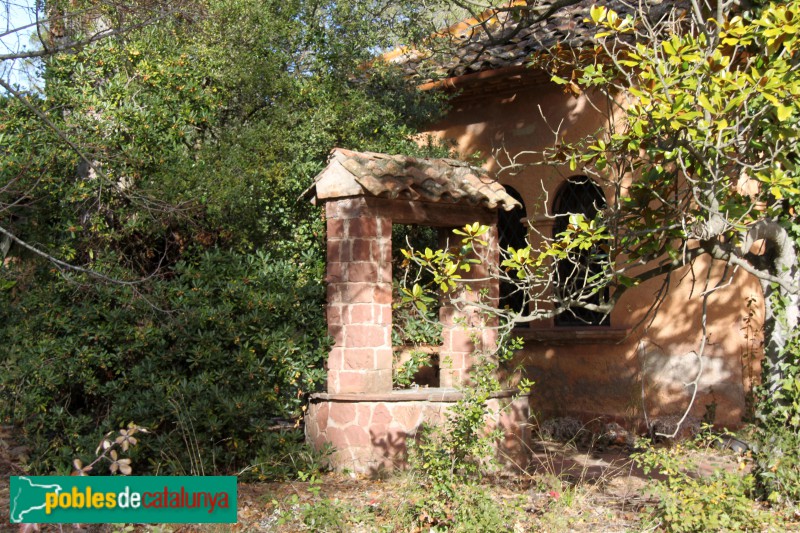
[389,0,680,83]
[307,148,521,211]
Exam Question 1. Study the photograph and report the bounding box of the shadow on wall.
[365,394,532,478]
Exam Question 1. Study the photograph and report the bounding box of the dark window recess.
[552,177,609,327]
[498,185,528,325]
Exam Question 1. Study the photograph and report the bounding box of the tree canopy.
[0,0,448,475]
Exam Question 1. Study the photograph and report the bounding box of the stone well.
[303,148,530,474]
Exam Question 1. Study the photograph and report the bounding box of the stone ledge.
[515,327,632,344]
[310,388,524,403]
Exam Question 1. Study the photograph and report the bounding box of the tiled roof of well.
[387,0,679,84]
[307,148,522,211]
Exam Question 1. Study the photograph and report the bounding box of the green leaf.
[776,104,793,122]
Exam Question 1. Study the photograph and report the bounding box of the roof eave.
[417,63,552,93]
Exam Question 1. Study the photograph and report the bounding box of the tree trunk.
[745,220,799,396]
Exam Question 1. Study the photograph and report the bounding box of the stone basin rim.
[310,387,526,403]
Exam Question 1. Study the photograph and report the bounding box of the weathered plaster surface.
[423,73,764,428]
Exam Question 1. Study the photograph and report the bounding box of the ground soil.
[1,430,796,532]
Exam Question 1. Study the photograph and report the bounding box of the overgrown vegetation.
[397,0,800,523]
[634,430,774,532]
[2,1,799,530]
[0,0,448,476]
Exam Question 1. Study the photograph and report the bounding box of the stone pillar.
[324,197,393,394]
[439,225,500,387]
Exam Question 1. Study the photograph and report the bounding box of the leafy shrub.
[634,434,773,532]
[751,424,800,505]
[0,249,329,475]
[243,431,333,482]
[394,481,523,532]
[752,330,800,505]
[392,348,435,388]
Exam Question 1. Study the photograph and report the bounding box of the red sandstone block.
[344,425,371,447]
[368,423,389,446]
[341,283,377,303]
[439,306,456,324]
[343,348,376,370]
[356,404,372,426]
[336,371,366,393]
[378,243,392,264]
[444,352,466,370]
[373,284,392,304]
[325,202,339,219]
[329,325,344,345]
[327,284,339,304]
[439,371,455,388]
[327,348,345,370]
[316,403,329,433]
[440,368,467,388]
[348,304,374,324]
[374,348,393,370]
[325,426,349,450]
[372,404,392,426]
[352,239,372,262]
[481,329,498,350]
[376,217,391,236]
[392,405,422,430]
[345,325,387,348]
[336,370,391,393]
[445,330,475,353]
[327,371,339,392]
[327,305,344,326]
[378,263,392,283]
[348,262,378,282]
[326,239,343,263]
[377,305,392,326]
[337,198,368,219]
[305,417,318,441]
[348,218,378,238]
[329,402,357,426]
[326,262,345,283]
[340,242,352,262]
[327,218,344,238]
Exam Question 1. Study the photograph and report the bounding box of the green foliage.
[394,482,524,532]
[751,424,800,505]
[1,0,450,478]
[541,0,800,503]
[0,249,329,475]
[392,348,434,389]
[542,1,800,278]
[634,433,773,532]
[400,264,524,527]
[241,431,334,482]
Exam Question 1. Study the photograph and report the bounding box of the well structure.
[304,148,530,474]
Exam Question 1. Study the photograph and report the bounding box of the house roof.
[306,148,522,211]
[386,0,677,84]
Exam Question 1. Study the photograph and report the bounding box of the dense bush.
[0,249,328,475]
[0,0,451,478]
[633,433,774,532]
[751,425,800,505]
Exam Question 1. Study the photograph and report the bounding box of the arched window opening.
[498,185,528,325]
[552,177,609,327]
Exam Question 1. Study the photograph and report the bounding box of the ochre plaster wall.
[422,74,764,428]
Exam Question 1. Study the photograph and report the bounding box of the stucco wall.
[422,73,764,428]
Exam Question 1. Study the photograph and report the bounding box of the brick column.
[325,197,393,394]
[439,225,499,388]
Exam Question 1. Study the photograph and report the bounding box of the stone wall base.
[305,388,530,475]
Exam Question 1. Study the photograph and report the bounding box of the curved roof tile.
[306,148,521,211]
